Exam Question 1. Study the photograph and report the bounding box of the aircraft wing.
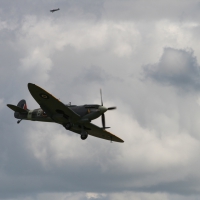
[28,83,80,123]
[71,122,124,143]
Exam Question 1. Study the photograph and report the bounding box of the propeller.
[107,107,116,110]
[102,113,105,129]
[100,89,103,106]
[100,89,116,129]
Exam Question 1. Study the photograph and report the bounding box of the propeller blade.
[107,107,117,110]
[99,89,116,129]
[100,89,103,106]
[102,113,105,129]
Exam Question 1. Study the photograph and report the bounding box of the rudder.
[17,99,28,110]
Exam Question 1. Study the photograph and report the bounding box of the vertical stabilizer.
[14,99,28,119]
[17,99,27,110]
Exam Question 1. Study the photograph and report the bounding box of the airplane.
[50,8,60,13]
[7,83,124,143]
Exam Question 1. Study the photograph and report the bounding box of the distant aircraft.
[50,8,60,13]
[7,83,124,143]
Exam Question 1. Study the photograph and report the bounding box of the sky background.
[1,0,200,199]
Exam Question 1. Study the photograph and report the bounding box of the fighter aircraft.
[50,8,60,13]
[7,83,124,143]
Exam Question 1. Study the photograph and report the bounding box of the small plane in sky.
[7,83,124,143]
[50,8,60,13]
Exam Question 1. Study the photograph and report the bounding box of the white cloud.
[4,191,200,200]
[86,193,106,199]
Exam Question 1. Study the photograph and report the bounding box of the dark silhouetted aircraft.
[7,83,124,143]
[50,8,60,13]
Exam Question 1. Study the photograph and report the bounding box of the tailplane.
[7,99,29,119]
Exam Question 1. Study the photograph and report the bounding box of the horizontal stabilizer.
[7,104,28,113]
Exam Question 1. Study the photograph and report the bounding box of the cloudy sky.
[2,0,200,199]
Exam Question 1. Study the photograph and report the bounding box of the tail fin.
[17,99,28,110]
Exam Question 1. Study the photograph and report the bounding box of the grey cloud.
[79,65,109,83]
[0,0,105,22]
[103,0,200,22]
[74,65,122,85]
[143,47,200,92]
[1,0,200,23]
[3,1,200,200]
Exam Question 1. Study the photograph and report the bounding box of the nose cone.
[99,106,107,114]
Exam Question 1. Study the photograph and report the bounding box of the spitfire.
[50,8,60,13]
[7,83,124,143]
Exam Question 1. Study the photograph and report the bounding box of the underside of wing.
[71,122,124,143]
[28,83,80,124]
[86,123,124,143]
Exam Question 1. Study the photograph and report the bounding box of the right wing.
[28,83,80,123]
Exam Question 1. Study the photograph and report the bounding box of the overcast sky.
[2,0,200,200]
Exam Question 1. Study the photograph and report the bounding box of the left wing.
[71,122,124,143]
[28,83,80,123]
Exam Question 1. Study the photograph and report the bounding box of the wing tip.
[7,104,12,108]
[118,138,124,143]
[28,83,34,90]
[28,83,34,87]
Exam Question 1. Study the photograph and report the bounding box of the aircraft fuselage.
[14,104,103,124]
